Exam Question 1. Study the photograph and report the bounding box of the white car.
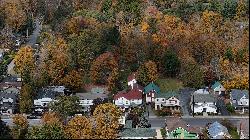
[15,40,21,46]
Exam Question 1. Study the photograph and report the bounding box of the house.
[76,92,108,112]
[230,89,249,113]
[114,89,143,110]
[0,82,22,90]
[119,120,157,139]
[237,119,249,139]
[168,127,199,139]
[33,87,64,114]
[164,117,200,139]
[208,121,231,139]
[127,72,137,89]
[194,88,209,94]
[0,90,18,115]
[154,91,180,111]
[211,81,226,96]
[190,93,217,115]
[144,82,160,103]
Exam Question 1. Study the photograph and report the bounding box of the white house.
[127,72,137,89]
[114,89,143,109]
[211,81,226,95]
[230,89,249,113]
[155,92,180,111]
[190,93,217,115]
[144,82,160,103]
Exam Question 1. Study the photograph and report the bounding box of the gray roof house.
[208,121,231,139]
[0,90,18,115]
[191,93,217,114]
[230,89,249,109]
[119,120,157,139]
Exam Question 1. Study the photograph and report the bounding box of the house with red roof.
[113,89,143,109]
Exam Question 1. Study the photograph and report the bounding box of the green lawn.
[155,78,183,92]
[229,128,240,139]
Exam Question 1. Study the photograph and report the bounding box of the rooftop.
[144,82,160,94]
[208,121,230,139]
[156,91,179,99]
[120,128,157,138]
[75,92,108,100]
[211,81,223,90]
[114,89,142,100]
[191,93,216,103]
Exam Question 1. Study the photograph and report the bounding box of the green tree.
[162,50,181,77]
[19,84,34,114]
[48,96,80,120]
[0,117,12,139]
[26,123,65,139]
[222,0,238,19]
[180,61,204,88]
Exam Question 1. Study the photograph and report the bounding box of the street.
[149,116,248,129]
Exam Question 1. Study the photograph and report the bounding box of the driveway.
[179,88,195,116]
[216,98,230,116]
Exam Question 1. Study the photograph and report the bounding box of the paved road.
[2,119,42,127]
[149,117,248,129]
[6,18,42,77]
[216,98,230,116]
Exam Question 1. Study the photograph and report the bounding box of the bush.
[226,103,235,113]
[160,128,166,138]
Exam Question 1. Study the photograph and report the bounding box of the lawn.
[228,127,240,139]
[155,78,183,92]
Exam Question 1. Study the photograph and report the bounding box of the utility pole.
[192,94,195,117]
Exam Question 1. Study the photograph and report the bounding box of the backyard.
[155,78,183,92]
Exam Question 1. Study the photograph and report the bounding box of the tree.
[235,0,248,21]
[203,66,217,86]
[19,84,34,114]
[93,103,121,139]
[0,117,12,139]
[221,0,238,19]
[2,0,27,31]
[90,52,119,91]
[11,114,28,139]
[64,116,93,139]
[41,112,62,125]
[14,46,35,82]
[90,98,109,115]
[60,70,83,91]
[162,50,181,77]
[48,96,80,120]
[180,60,204,89]
[137,60,159,86]
[26,123,65,139]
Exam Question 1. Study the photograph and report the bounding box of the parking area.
[179,88,195,116]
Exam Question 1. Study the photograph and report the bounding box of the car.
[15,40,21,46]
[27,115,37,119]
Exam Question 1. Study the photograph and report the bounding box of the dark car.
[27,115,37,119]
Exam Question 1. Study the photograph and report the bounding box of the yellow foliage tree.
[93,103,121,139]
[64,116,93,139]
[11,114,28,139]
[41,112,62,125]
[60,70,83,91]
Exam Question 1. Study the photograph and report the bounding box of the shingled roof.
[231,89,249,107]
[191,93,216,103]
[144,82,160,94]
[156,91,179,99]
[120,128,157,138]
[127,72,137,82]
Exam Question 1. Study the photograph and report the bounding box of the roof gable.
[156,91,179,99]
[127,72,137,82]
[192,93,216,103]
[144,82,160,94]
[211,81,223,90]
[114,89,142,100]
[231,89,249,100]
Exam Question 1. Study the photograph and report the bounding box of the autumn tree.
[137,60,159,86]
[90,52,119,91]
[1,0,27,31]
[48,96,80,120]
[14,46,35,84]
[41,112,62,125]
[11,114,28,139]
[64,116,93,139]
[203,66,217,86]
[235,0,248,21]
[60,70,83,92]
[93,103,121,139]
[19,84,34,114]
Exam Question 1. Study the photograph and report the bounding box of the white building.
[127,72,137,89]
[155,92,180,111]
[190,93,217,115]
[144,82,160,103]
[114,89,143,109]
[0,91,18,115]
[230,89,249,113]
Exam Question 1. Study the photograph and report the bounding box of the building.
[230,89,249,113]
[76,92,108,112]
[114,89,143,110]
[0,90,18,115]
[119,120,157,139]
[154,91,180,111]
[127,72,137,89]
[33,86,64,114]
[0,82,22,90]
[194,88,209,94]
[164,117,200,139]
[208,121,231,139]
[190,93,217,115]
[211,81,226,96]
[237,119,249,139]
[144,82,160,103]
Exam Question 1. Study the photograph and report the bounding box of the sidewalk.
[156,129,163,139]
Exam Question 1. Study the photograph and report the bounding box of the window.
[162,99,165,101]
[156,99,159,101]
[126,101,128,104]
